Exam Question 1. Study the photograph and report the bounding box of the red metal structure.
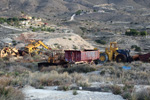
[139,53,150,62]
[132,53,150,62]
[65,50,100,63]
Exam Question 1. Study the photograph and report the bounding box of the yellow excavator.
[99,42,132,63]
[22,40,51,56]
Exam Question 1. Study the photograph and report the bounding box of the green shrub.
[73,45,78,50]
[63,85,70,91]
[135,47,141,51]
[125,29,140,36]
[125,29,147,36]
[100,70,105,75]
[122,92,131,100]
[73,90,78,95]
[131,45,138,49]
[95,40,106,45]
[80,27,87,33]
[75,10,82,15]
[131,45,141,51]
[140,31,147,36]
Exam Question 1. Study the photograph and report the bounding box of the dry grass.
[29,70,90,88]
[98,62,150,85]
[133,89,150,100]
[0,86,24,100]
[63,64,96,73]
[0,76,13,86]
[29,71,72,87]
[0,76,24,100]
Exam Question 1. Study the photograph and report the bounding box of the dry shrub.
[0,76,24,100]
[58,85,71,91]
[122,92,131,100]
[40,66,57,72]
[133,89,150,100]
[71,72,85,83]
[0,76,12,86]
[77,80,90,87]
[111,85,122,95]
[88,74,103,82]
[0,86,24,100]
[29,70,90,88]
[10,65,30,74]
[29,71,72,87]
[64,64,96,73]
[71,72,90,87]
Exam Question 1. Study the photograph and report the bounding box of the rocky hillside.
[0,0,150,16]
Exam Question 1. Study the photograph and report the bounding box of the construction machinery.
[0,46,19,58]
[22,40,51,56]
[38,50,67,69]
[99,42,132,63]
[132,53,150,62]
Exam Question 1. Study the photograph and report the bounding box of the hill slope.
[0,0,149,16]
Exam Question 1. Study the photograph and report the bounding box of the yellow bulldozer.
[99,42,132,63]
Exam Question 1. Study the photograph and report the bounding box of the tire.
[116,54,127,63]
[99,53,108,63]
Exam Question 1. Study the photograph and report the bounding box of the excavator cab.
[109,42,118,52]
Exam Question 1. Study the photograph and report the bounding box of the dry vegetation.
[0,56,150,100]
[0,76,24,100]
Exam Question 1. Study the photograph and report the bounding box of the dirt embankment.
[14,32,94,50]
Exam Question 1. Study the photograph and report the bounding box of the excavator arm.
[24,40,51,54]
[38,41,51,50]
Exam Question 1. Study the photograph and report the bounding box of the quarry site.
[0,0,150,100]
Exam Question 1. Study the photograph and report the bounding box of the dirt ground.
[22,86,124,100]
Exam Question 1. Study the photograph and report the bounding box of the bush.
[75,10,82,15]
[64,64,96,73]
[0,86,24,100]
[0,76,24,100]
[60,85,70,91]
[125,29,140,36]
[122,92,131,100]
[73,90,78,95]
[95,40,106,45]
[131,45,141,51]
[140,31,147,36]
[135,47,141,51]
[111,85,122,95]
[29,71,72,87]
[77,81,90,87]
[125,29,147,36]
[133,90,150,100]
